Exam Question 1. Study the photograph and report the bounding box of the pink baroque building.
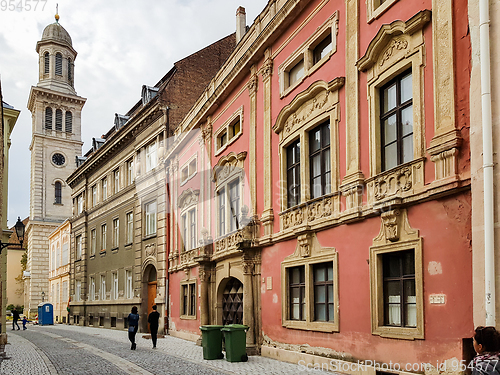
[166,0,472,370]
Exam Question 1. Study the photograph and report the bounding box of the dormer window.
[55,53,63,76]
[141,85,159,105]
[44,52,49,74]
[114,113,130,131]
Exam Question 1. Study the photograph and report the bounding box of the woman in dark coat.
[127,306,139,350]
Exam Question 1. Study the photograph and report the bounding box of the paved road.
[0,324,306,374]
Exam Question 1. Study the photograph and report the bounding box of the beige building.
[469,0,500,327]
[48,219,70,323]
[1,98,20,343]
[24,16,85,317]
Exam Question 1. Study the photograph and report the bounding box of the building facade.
[66,34,236,333]
[6,217,29,309]
[166,0,473,370]
[1,98,20,343]
[25,16,85,318]
[48,219,70,323]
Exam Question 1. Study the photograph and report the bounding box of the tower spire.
[55,3,59,23]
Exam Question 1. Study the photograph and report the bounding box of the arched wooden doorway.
[145,266,157,332]
[222,277,243,325]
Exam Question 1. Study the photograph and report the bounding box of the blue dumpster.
[38,303,54,325]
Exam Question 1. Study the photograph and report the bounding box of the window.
[76,235,82,259]
[51,284,55,302]
[65,111,72,133]
[214,107,243,154]
[313,34,332,65]
[62,281,68,303]
[180,281,196,318]
[309,121,331,199]
[75,281,81,302]
[112,218,119,248]
[89,277,95,301]
[181,158,197,184]
[55,53,62,75]
[112,272,118,300]
[229,180,240,232]
[101,224,107,251]
[127,159,134,185]
[217,179,241,236]
[77,194,83,214]
[56,245,61,268]
[380,72,413,171]
[44,52,49,74]
[102,178,107,200]
[55,109,63,131]
[100,275,106,301]
[56,282,60,303]
[181,208,197,251]
[288,59,304,88]
[382,250,416,327]
[92,185,97,207]
[45,107,53,130]
[55,181,62,204]
[90,229,96,256]
[146,142,157,172]
[114,169,120,193]
[218,188,226,236]
[369,209,423,339]
[286,140,301,208]
[145,201,157,236]
[68,58,73,84]
[289,266,305,321]
[282,236,339,332]
[126,270,133,299]
[366,0,399,22]
[278,12,338,97]
[51,246,55,271]
[126,212,133,244]
[62,241,68,265]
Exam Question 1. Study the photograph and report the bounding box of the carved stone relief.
[177,188,200,210]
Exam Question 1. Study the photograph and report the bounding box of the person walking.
[22,316,28,330]
[12,308,20,330]
[472,326,500,375]
[127,306,139,350]
[148,305,160,349]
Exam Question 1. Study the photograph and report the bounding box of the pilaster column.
[260,49,274,235]
[340,0,364,215]
[427,0,462,180]
[248,66,258,219]
[198,265,210,326]
[242,258,255,346]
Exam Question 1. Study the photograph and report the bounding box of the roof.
[41,22,72,46]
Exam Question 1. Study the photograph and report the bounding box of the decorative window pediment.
[177,188,200,210]
[212,151,247,185]
[274,78,344,143]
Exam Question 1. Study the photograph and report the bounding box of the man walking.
[12,308,20,330]
[148,305,160,349]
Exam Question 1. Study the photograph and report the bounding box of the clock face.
[52,153,65,166]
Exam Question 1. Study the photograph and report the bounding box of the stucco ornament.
[381,209,401,242]
[379,38,408,67]
[298,234,311,257]
[144,243,156,258]
[177,188,200,209]
[374,166,412,201]
[372,208,419,245]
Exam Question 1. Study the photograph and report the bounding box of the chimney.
[236,6,246,44]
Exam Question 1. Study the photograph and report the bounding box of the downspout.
[479,0,495,326]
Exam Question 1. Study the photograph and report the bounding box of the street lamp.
[41,291,45,303]
[0,217,25,254]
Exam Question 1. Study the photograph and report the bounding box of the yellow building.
[48,219,71,323]
[6,218,28,309]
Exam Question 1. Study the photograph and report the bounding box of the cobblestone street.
[0,324,307,374]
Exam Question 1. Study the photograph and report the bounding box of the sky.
[0,0,269,227]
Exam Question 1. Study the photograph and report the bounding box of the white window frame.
[62,241,69,265]
[77,194,83,214]
[366,0,399,23]
[101,224,107,251]
[126,270,133,299]
[75,281,81,302]
[112,272,119,300]
[102,178,107,201]
[62,281,68,303]
[76,235,82,259]
[181,207,197,251]
[90,276,95,301]
[145,201,157,236]
[90,229,96,256]
[114,168,120,194]
[216,178,241,237]
[112,218,119,249]
[180,155,198,185]
[92,185,97,207]
[146,142,157,172]
[126,212,133,244]
[100,275,106,301]
[127,158,134,185]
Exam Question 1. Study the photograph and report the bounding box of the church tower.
[25,12,85,316]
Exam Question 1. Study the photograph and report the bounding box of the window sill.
[180,172,197,187]
[214,131,243,157]
[125,243,133,248]
[89,255,95,260]
[143,234,157,241]
[367,0,399,23]
[53,202,64,206]
[111,247,119,253]
[180,314,197,320]
[75,258,81,263]
[283,319,338,333]
[99,250,106,257]
[372,325,423,340]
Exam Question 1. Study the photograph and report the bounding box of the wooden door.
[147,281,157,333]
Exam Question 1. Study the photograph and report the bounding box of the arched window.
[45,107,53,130]
[68,58,73,84]
[55,181,62,204]
[55,53,62,75]
[65,111,72,133]
[44,52,49,74]
[55,109,63,131]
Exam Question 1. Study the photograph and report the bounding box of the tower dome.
[37,22,72,52]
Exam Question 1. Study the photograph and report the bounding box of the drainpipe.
[479,0,495,326]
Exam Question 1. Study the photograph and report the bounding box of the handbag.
[128,325,135,333]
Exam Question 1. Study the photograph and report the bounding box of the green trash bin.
[200,325,224,360]
[221,324,249,362]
